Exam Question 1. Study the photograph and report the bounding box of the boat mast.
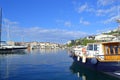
[0,8,2,47]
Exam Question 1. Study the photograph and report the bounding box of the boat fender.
[82,48,86,54]
[82,48,86,55]
[82,56,86,63]
[91,58,98,64]
[77,56,80,61]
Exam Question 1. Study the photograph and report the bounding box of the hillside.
[66,28,120,47]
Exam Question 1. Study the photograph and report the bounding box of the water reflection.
[28,48,63,54]
[0,50,27,55]
[0,49,67,80]
[0,55,10,79]
[0,49,119,80]
[0,50,27,79]
[70,62,119,80]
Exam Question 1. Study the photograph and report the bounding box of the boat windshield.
[87,44,98,51]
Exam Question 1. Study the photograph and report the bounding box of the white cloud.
[3,18,18,25]
[76,2,95,13]
[2,19,88,43]
[56,20,73,27]
[78,3,88,13]
[80,18,90,25]
[15,27,88,43]
[96,26,116,34]
[97,0,115,6]
[74,0,118,17]
[103,15,120,24]
[64,21,72,27]
[96,6,117,16]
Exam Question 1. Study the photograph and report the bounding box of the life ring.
[82,47,86,54]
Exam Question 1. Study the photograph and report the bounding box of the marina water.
[0,49,119,80]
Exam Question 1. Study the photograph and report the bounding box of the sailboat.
[0,8,27,53]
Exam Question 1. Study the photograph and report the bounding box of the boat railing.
[96,54,120,62]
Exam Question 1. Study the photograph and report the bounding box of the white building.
[39,42,46,49]
[95,34,116,41]
[86,35,95,40]
[7,41,15,46]
[66,41,72,45]
[50,43,59,48]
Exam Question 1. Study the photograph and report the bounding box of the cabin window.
[105,46,109,55]
[104,44,120,55]
[94,45,97,51]
[110,46,113,54]
[114,46,118,54]
[109,45,118,55]
[87,45,93,50]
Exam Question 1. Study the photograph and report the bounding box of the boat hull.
[0,46,27,53]
[72,56,120,72]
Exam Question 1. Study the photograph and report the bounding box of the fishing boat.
[70,40,120,72]
[0,8,27,53]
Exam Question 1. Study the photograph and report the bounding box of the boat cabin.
[87,41,120,62]
[102,42,120,61]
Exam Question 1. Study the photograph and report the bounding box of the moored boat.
[0,41,27,53]
[0,8,27,53]
[70,41,120,72]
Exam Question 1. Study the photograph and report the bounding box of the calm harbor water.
[0,49,119,80]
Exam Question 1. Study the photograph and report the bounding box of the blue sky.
[0,0,120,43]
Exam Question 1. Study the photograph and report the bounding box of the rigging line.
[0,8,2,47]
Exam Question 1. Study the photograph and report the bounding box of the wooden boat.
[70,41,120,72]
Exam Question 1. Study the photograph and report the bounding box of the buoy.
[91,58,98,64]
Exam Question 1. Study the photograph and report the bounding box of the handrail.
[96,54,120,56]
[96,54,120,62]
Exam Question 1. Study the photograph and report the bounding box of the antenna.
[0,8,2,47]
